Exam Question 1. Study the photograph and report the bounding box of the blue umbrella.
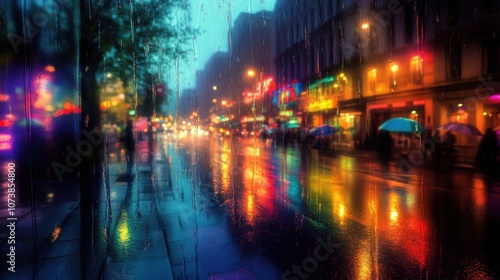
[286,122,300,129]
[312,124,336,137]
[14,118,44,128]
[379,118,424,134]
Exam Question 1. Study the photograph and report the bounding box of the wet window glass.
[1,0,500,279]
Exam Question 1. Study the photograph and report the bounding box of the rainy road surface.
[146,133,500,279]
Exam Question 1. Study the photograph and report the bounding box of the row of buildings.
[180,0,500,150]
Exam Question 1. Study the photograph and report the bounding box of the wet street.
[159,133,500,279]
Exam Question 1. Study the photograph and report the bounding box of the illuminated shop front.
[300,75,339,128]
[367,99,429,135]
[271,81,303,128]
[484,94,500,130]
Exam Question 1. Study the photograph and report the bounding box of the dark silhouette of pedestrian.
[376,130,393,163]
[442,130,457,165]
[124,119,136,181]
[476,128,498,172]
[430,130,442,164]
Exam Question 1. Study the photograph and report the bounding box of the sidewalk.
[104,138,174,279]
[0,136,175,279]
[0,174,81,279]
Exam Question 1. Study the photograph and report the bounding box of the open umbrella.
[437,122,483,136]
[286,122,300,129]
[379,117,425,133]
[14,118,44,128]
[311,124,336,137]
[494,126,500,135]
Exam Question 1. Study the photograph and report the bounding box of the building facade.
[273,0,500,152]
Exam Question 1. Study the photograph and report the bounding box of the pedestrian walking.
[475,127,498,172]
[442,130,457,165]
[124,119,136,181]
[375,130,393,163]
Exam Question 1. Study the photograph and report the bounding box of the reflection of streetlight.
[247,69,259,113]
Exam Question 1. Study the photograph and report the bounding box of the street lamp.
[247,69,259,113]
[358,21,370,100]
[246,68,266,133]
[357,16,371,148]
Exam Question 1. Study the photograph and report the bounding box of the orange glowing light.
[33,74,53,109]
[45,65,56,72]
[63,102,73,110]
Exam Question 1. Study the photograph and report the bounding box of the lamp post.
[358,18,370,147]
[247,68,266,134]
[358,22,370,100]
[247,69,257,113]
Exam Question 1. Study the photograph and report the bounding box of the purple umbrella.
[437,122,483,136]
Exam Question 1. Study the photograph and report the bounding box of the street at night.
[156,134,500,279]
[1,0,500,279]
[1,132,500,279]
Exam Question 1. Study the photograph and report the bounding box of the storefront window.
[449,109,468,124]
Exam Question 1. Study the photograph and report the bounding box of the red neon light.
[413,100,425,106]
[368,104,389,110]
[0,120,9,127]
[392,102,407,108]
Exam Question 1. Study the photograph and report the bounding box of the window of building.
[310,45,315,76]
[483,0,495,15]
[449,41,462,80]
[404,6,413,46]
[483,39,500,75]
[320,39,326,71]
[368,68,377,94]
[410,56,423,85]
[448,104,468,124]
[390,15,395,52]
[390,63,399,90]
[297,55,302,80]
[447,0,458,26]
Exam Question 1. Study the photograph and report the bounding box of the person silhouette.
[124,119,136,180]
[376,130,393,163]
[476,128,498,172]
